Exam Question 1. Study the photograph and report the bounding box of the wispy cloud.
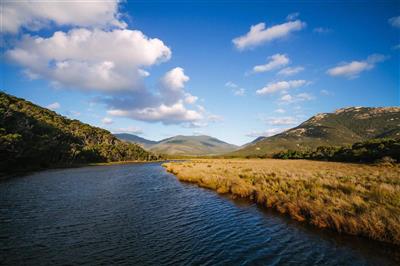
[327,54,387,79]
[225,81,246,96]
[265,116,298,126]
[279,93,315,104]
[277,66,304,76]
[253,53,289,73]
[388,16,400,28]
[232,19,306,50]
[256,80,308,95]
[313,27,332,34]
[102,117,113,125]
[112,126,143,135]
[46,102,60,110]
[246,128,286,138]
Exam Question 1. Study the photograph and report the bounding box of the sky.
[1,0,399,145]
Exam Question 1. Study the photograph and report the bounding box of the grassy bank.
[163,159,400,245]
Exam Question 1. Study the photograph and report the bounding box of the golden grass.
[163,159,400,245]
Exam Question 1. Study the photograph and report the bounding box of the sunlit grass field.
[163,159,400,245]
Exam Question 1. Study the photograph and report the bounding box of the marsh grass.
[163,159,400,245]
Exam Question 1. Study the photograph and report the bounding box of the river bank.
[163,159,400,246]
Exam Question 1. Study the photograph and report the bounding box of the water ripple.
[0,163,398,266]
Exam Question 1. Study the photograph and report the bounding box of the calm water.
[0,163,398,265]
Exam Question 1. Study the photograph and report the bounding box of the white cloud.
[265,116,298,126]
[208,114,224,122]
[2,0,126,34]
[225,81,245,96]
[106,67,209,125]
[389,16,400,28]
[161,67,189,91]
[320,89,332,96]
[277,66,304,76]
[246,128,285,138]
[313,27,332,34]
[108,101,202,125]
[46,102,60,110]
[7,28,171,91]
[102,117,113,125]
[225,81,238,88]
[279,93,314,104]
[274,108,286,113]
[327,54,387,79]
[253,53,289,73]
[393,44,400,50]
[232,19,306,50]
[184,93,198,104]
[256,80,307,95]
[233,88,246,96]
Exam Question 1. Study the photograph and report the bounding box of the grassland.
[163,159,400,245]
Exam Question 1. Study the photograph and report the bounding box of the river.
[0,163,398,265]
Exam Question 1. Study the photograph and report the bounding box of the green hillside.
[232,107,400,157]
[0,92,159,175]
[114,133,157,148]
[148,135,238,156]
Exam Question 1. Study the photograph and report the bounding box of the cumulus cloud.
[105,67,211,126]
[253,53,289,73]
[161,67,189,91]
[327,54,387,79]
[256,80,307,95]
[232,19,306,50]
[277,66,304,76]
[2,0,126,34]
[7,28,171,91]
[46,102,60,110]
[389,16,400,28]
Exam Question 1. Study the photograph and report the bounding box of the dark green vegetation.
[114,133,157,148]
[232,107,400,157]
[116,133,238,156]
[273,138,400,163]
[0,92,160,176]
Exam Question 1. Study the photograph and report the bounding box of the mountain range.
[115,134,238,156]
[231,106,400,157]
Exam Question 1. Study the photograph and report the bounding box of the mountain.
[148,135,238,156]
[114,133,157,148]
[0,92,159,175]
[241,136,266,148]
[232,107,400,157]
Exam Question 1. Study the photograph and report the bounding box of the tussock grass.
[163,159,400,245]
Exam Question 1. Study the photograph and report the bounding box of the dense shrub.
[273,138,400,163]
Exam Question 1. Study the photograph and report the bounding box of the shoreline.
[0,159,167,181]
[163,159,400,246]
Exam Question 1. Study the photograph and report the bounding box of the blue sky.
[1,1,399,145]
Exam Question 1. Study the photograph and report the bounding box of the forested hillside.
[0,92,159,175]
